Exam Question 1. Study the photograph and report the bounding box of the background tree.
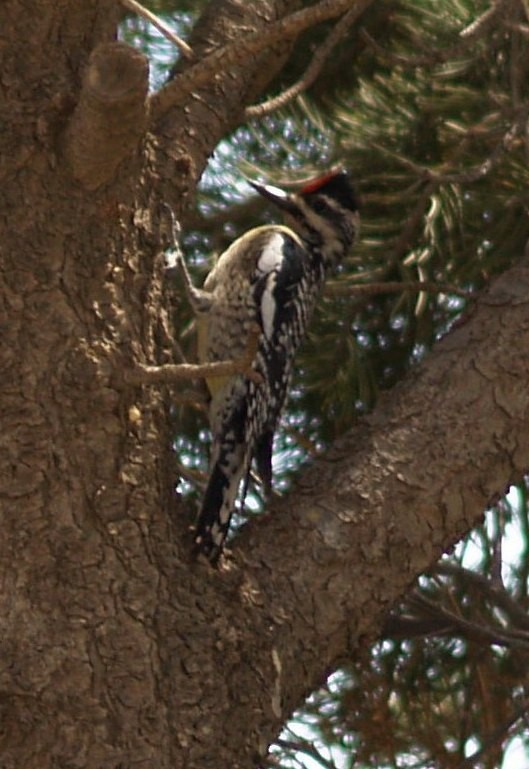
[2,1,529,768]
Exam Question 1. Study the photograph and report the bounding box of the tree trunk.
[1,2,529,768]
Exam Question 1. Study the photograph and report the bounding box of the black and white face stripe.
[305,171,359,213]
[250,172,359,268]
[287,193,359,266]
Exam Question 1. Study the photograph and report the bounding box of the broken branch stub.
[65,42,149,190]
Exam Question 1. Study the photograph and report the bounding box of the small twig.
[460,0,511,40]
[360,28,440,68]
[124,325,262,387]
[434,562,529,631]
[245,5,363,118]
[406,591,529,648]
[120,0,194,60]
[283,425,321,458]
[174,460,207,487]
[490,504,504,586]
[360,0,512,68]
[170,389,209,413]
[458,699,529,769]
[274,738,338,769]
[326,279,471,299]
[517,492,529,601]
[369,142,431,178]
[371,110,527,186]
[383,613,455,639]
[439,115,526,184]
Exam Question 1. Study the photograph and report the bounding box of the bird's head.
[250,170,359,266]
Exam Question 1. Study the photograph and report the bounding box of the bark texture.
[1,2,528,769]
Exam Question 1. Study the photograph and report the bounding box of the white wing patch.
[257,233,286,340]
[261,273,278,340]
[257,232,285,274]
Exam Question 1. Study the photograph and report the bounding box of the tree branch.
[404,591,529,648]
[459,698,529,769]
[274,737,338,769]
[325,279,471,299]
[120,0,194,60]
[359,0,514,67]
[123,324,262,386]
[245,5,363,119]
[64,42,149,189]
[434,562,529,630]
[371,106,528,186]
[150,0,375,121]
[460,0,514,40]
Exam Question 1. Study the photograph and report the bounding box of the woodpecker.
[177,170,359,562]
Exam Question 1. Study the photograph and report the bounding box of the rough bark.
[1,2,528,769]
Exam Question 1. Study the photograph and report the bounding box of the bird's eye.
[312,198,328,215]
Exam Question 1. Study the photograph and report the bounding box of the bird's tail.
[194,438,248,563]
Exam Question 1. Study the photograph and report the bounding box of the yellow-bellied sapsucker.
[177,170,359,562]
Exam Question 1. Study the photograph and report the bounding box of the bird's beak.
[249,181,298,215]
